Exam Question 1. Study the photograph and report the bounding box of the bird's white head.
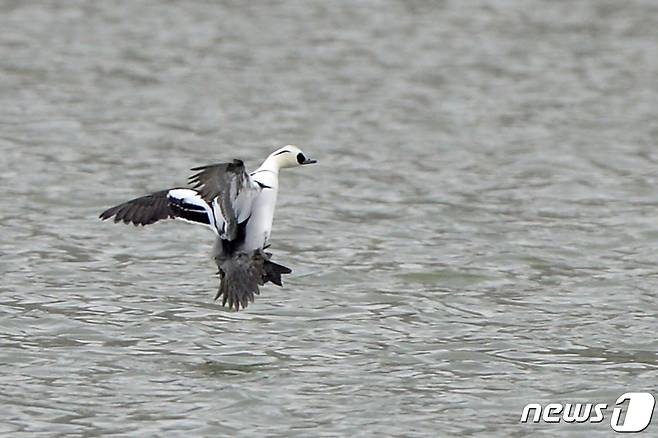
[267,145,317,170]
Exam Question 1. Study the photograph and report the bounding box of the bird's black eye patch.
[297,153,305,164]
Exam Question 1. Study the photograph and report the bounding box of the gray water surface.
[2,1,658,436]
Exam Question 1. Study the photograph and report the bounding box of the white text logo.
[520,392,655,433]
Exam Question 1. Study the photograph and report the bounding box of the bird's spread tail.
[215,251,291,311]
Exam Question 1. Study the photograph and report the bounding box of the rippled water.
[2,1,658,436]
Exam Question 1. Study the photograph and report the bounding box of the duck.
[99,145,317,311]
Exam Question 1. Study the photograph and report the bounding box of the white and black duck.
[99,145,317,311]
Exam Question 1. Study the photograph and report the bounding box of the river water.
[2,1,658,436]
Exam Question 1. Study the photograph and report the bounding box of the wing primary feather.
[100,189,214,229]
[186,159,258,241]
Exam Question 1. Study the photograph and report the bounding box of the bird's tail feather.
[215,251,291,311]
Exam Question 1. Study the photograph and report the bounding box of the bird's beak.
[302,158,317,165]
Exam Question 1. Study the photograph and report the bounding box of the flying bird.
[99,145,317,311]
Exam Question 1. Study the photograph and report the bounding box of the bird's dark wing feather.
[99,190,172,225]
[188,159,259,240]
[99,188,214,229]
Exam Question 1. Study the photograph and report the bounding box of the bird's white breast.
[242,170,279,251]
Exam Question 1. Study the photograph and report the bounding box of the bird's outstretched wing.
[99,188,217,233]
[188,159,261,240]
